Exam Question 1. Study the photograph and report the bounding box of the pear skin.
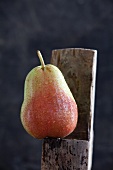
[20,51,78,139]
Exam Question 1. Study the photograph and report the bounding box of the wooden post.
[41,48,97,170]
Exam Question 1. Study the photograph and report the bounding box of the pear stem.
[37,50,45,70]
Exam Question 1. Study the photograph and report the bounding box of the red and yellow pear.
[20,51,78,139]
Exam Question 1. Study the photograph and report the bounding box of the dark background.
[0,0,113,170]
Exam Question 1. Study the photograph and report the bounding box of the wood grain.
[42,138,88,170]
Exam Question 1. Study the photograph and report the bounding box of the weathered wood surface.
[42,138,88,170]
[41,48,97,170]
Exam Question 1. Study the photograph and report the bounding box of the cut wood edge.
[88,50,97,170]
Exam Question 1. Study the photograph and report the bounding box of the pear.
[20,51,78,139]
